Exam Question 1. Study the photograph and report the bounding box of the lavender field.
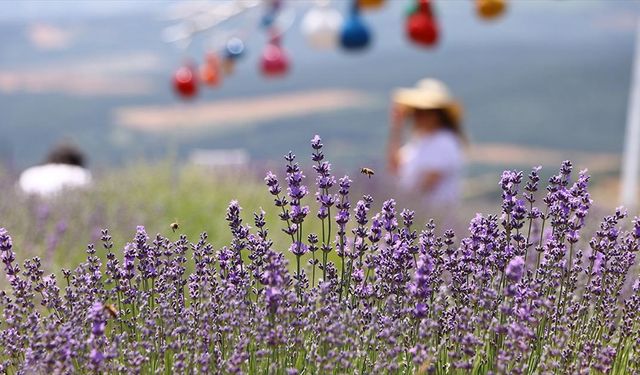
[1,136,639,374]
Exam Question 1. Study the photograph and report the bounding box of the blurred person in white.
[19,143,92,197]
[387,78,466,212]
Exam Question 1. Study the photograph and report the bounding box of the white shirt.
[19,163,92,197]
[398,130,463,208]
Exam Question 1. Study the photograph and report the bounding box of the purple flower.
[413,303,428,318]
[314,162,332,179]
[90,348,104,366]
[287,183,308,201]
[88,301,107,336]
[289,242,308,257]
[0,228,12,252]
[354,200,369,226]
[335,210,349,226]
[290,205,309,224]
[317,193,336,208]
[505,256,524,282]
[338,175,351,196]
[409,253,434,299]
[311,134,323,150]
[265,171,282,196]
[0,228,18,278]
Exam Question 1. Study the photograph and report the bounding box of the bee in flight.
[103,303,118,318]
[170,219,180,233]
[360,167,375,179]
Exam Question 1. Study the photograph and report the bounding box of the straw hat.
[393,78,463,127]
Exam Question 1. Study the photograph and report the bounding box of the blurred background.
[0,1,636,170]
[1,0,640,269]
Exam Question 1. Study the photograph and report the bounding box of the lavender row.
[1,135,640,374]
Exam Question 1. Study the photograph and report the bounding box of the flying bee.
[104,303,118,318]
[170,219,180,233]
[360,167,375,179]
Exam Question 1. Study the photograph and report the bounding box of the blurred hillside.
[0,0,637,183]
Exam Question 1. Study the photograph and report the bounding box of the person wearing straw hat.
[388,78,466,210]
